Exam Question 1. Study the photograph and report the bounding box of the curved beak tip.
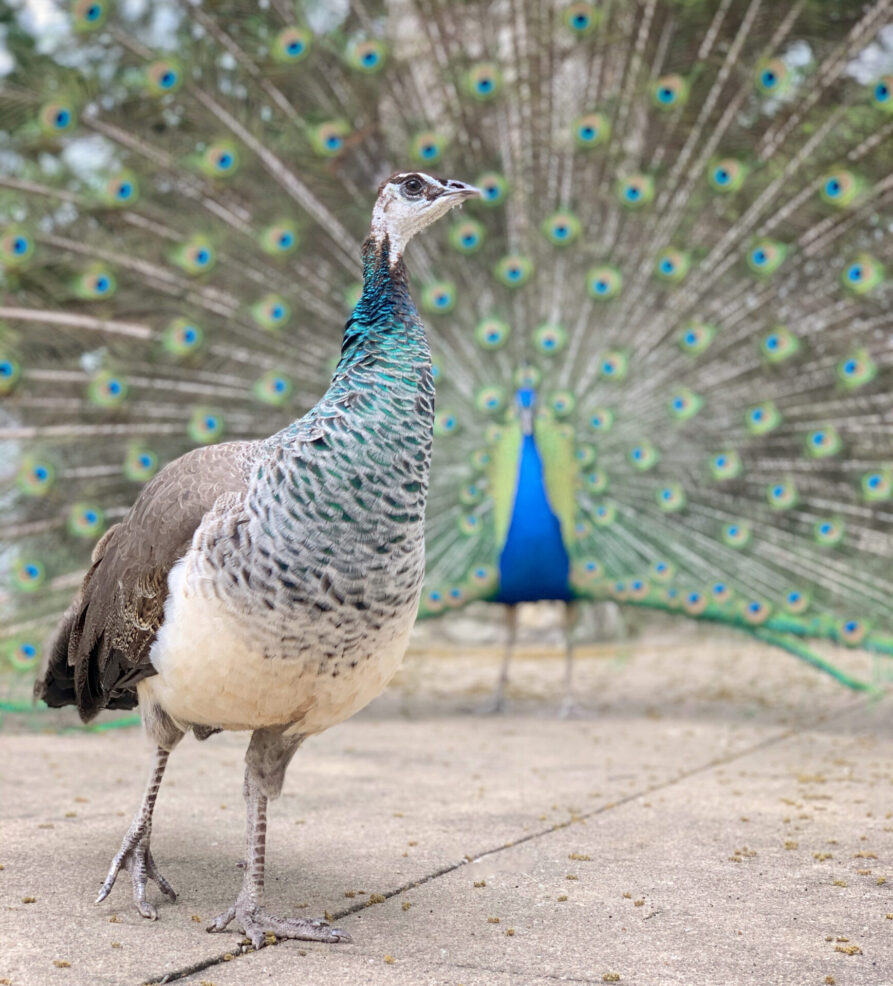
[447,181,484,200]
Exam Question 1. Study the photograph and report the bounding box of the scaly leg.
[479,604,518,714]
[96,745,177,919]
[207,728,349,949]
[558,602,582,718]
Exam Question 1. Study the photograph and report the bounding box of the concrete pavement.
[1,622,890,985]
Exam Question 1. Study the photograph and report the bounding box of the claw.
[146,849,177,900]
[136,899,158,921]
[96,830,175,918]
[206,905,236,934]
[207,899,350,948]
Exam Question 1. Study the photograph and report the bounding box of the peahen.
[2,0,893,728]
[34,168,480,944]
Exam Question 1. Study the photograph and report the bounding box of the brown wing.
[36,441,256,722]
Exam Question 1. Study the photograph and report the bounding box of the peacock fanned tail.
[1,0,891,705]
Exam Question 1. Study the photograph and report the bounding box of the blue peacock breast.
[496,434,572,604]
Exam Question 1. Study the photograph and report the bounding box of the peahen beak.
[442,180,483,201]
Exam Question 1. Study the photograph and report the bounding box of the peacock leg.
[558,602,582,718]
[479,604,518,714]
[96,745,178,919]
[207,728,349,949]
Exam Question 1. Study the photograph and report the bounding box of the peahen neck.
[273,232,433,439]
[250,230,435,613]
[330,233,429,389]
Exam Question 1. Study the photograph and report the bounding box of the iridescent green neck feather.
[336,234,424,375]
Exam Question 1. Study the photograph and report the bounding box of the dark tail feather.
[34,605,80,711]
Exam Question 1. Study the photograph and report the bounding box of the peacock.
[476,384,582,715]
[2,0,893,728]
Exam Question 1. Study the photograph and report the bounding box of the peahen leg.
[558,602,582,718]
[479,604,518,714]
[207,728,349,949]
[96,744,178,919]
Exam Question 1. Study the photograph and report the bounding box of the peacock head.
[371,171,481,261]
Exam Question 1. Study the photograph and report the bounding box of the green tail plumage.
[2,0,892,711]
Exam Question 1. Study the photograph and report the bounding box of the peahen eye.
[403,176,423,195]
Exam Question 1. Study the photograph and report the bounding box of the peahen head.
[371,171,481,261]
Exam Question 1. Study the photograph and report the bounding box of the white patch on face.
[396,171,441,186]
[370,174,478,262]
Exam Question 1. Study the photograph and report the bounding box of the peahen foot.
[95,746,175,919]
[95,827,176,919]
[207,896,350,949]
[209,730,351,949]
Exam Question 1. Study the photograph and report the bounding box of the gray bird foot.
[95,832,176,919]
[476,693,508,715]
[557,696,585,719]
[207,899,350,949]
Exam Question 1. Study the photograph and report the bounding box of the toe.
[269,915,349,943]
[95,882,113,905]
[96,856,124,904]
[157,878,177,902]
[136,900,158,921]
[146,851,177,900]
[206,906,236,934]
[95,838,174,918]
